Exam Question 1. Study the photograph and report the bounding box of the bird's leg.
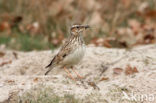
[71,66,83,79]
[63,67,75,81]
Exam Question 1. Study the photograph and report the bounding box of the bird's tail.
[45,56,56,75]
[45,61,52,68]
[45,68,51,75]
[45,66,54,75]
[45,62,55,75]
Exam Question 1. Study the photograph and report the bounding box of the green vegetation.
[0,33,54,51]
[0,35,11,45]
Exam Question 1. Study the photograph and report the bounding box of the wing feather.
[45,38,74,75]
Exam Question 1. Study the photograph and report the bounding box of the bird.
[45,24,90,80]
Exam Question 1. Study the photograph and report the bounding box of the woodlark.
[45,24,90,80]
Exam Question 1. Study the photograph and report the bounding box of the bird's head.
[70,25,90,36]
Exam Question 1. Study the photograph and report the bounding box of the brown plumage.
[45,25,89,76]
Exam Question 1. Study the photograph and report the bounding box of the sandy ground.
[0,44,156,103]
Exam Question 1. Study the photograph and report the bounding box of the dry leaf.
[103,40,112,48]
[125,65,139,75]
[22,83,25,85]
[144,34,155,44]
[125,65,133,75]
[119,41,127,48]
[144,10,156,18]
[5,80,15,83]
[0,52,5,57]
[91,37,98,46]
[113,68,123,75]
[100,77,109,81]
[133,67,139,73]
[11,16,23,25]
[26,22,40,34]
[33,77,39,82]
[0,21,10,32]
[0,60,12,66]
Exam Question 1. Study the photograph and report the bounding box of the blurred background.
[0,0,155,51]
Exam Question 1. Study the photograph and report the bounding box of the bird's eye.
[77,27,79,29]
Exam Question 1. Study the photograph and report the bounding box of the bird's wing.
[45,39,73,75]
[45,38,73,68]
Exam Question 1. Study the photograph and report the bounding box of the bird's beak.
[80,25,90,29]
[84,25,90,29]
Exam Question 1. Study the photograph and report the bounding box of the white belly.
[62,45,85,66]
